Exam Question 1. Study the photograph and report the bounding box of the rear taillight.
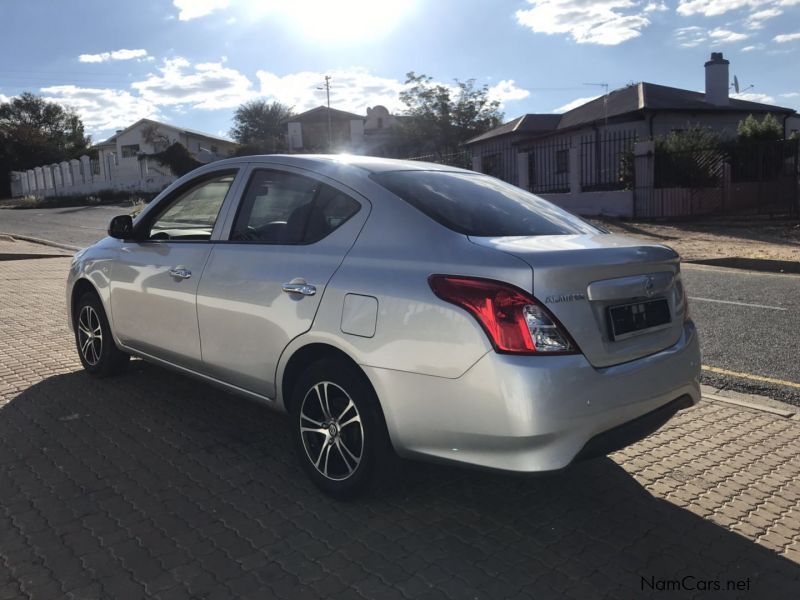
[428,275,578,355]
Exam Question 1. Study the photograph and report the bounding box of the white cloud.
[741,43,765,50]
[677,0,800,17]
[132,57,256,109]
[257,68,406,114]
[745,7,783,26]
[0,94,11,104]
[709,28,749,42]
[487,80,530,104]
[775,32,800,42]
[255,69,529,115]
[173,0,229,21]
[553,95,600,113]
[78,48,150,63]
[39,85,158,134]
[644,1,668,11]
[780,91,800,97]
[676,25,749,46]
[731,91,775,103]
[675,25,707,47]
[515,0,652,45]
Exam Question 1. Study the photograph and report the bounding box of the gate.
[634,139,799,218]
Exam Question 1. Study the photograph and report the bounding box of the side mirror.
[108,215,134,240]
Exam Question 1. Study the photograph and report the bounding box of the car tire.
[290,358,394,499]
[74,291,130,377]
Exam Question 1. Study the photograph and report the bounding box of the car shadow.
[1,364,798,599]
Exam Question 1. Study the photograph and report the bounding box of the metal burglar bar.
[580,130,637,191]
[527,138,571,194]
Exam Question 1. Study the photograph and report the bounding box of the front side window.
[231,169,360,244]
[371,170,599,237]
[147,173,235,241]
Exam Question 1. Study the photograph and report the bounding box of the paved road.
[0,205,130,248]
[1,205,798,402]
[1,252,799,599]
[682,265,800,404]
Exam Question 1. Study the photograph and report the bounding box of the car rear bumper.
[362,321,701,472]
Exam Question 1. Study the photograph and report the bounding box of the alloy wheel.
[299,381,364,481]
[77,305,103,366]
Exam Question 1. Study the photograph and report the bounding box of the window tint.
[148,173,235,241]
[371,171,599,237]
[231,169,360,244]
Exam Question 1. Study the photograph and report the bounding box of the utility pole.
[318,75,332,150]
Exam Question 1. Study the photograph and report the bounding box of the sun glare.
[248,0,418,42]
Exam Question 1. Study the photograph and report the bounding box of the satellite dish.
[733,75,740,94]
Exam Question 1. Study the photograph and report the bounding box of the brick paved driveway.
[1,246,799,599]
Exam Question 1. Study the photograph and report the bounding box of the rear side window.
[231,169,360,244]
[371,171,599,237]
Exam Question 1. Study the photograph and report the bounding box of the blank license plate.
[608,298,671,340]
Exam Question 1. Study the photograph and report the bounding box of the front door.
[196,167,368,398]
[110,170,239,369]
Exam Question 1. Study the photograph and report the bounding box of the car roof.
[207,154,474,175]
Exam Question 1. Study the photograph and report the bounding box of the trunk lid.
[469,233,687,368]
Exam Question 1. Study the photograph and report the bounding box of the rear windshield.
[371,170,600,237]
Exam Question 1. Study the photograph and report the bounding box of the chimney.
[705,52,729,105]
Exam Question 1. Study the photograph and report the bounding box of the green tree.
[737,113,783,142]
[398,72,503,157]
[0,92,91,196]
[229,100,294,153]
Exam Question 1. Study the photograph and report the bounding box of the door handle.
[169,268,192,279]
[282,282,316,296]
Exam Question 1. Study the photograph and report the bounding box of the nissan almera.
[67,155,700,497]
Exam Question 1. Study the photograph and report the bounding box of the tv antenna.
[731,75,754,94]
[317,75,333,149]
[584,82,609,125]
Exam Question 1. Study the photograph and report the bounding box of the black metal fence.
[580,130,637,191]
[634,139,799,218]
[526,138,571,194]
[406,150,472,170]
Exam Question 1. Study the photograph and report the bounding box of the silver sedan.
[67,155,701,497]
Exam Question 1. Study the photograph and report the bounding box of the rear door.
[196,166,370,398]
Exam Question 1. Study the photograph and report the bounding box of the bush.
[737,114,783,142]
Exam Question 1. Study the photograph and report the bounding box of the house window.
[121,144,140,158]
[481,153,501,178]
[555,149,569,174]
[211,145,218,154]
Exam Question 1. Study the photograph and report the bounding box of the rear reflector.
[428,275,578,355]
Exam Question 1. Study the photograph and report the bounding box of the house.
[287,106,368,152]
[10,118,237,199]
[466,53,800,199]
[94,118,238,182]
[286,104,407,154]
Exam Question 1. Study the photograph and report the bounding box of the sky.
[1,0,799,143]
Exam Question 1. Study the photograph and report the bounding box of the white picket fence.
[9,154,175,199]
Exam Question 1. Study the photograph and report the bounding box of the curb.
[0,233,80,252]
[703,392,798,419]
